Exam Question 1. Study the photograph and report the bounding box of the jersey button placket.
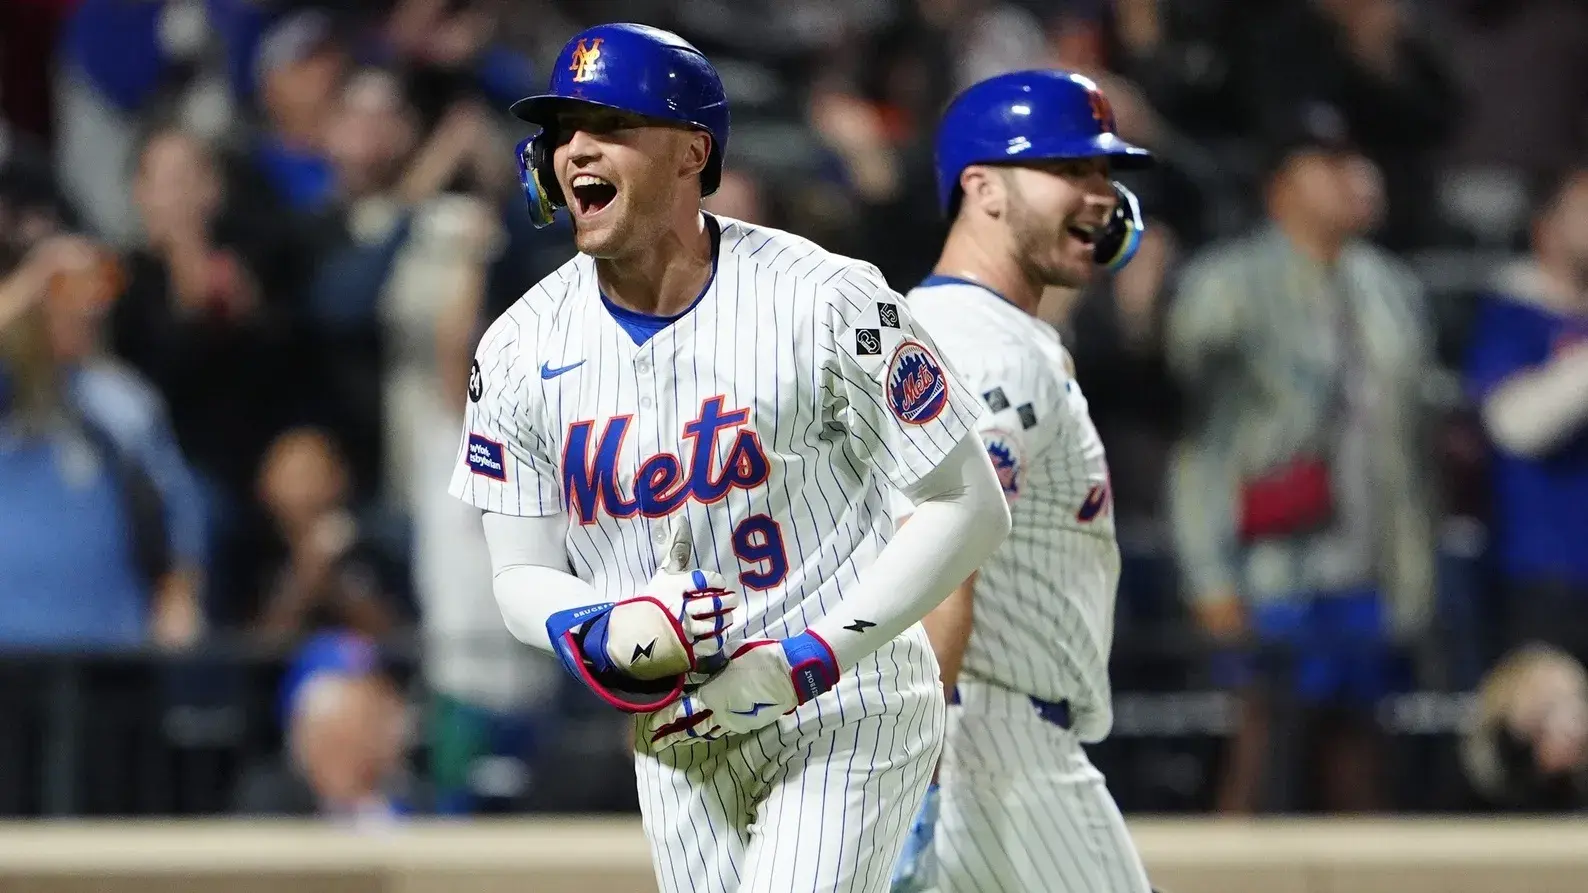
[635,346,664,563]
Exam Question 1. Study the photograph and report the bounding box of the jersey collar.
[916,274,1018,309]
[599,213,722,346]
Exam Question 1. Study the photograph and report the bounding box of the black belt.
[948,686,1073,730]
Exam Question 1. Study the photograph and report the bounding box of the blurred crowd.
[0,0,1585,820]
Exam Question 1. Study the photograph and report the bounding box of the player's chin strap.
[516,133,563,229]
[1093,181,1145,272]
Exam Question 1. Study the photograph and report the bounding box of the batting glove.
[546,520,740,713]
[647,632,841,747]
[890,783,940,892]
[582,565,738,679]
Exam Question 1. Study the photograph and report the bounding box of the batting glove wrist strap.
[547,602,686,714]
[782,631,841,704]
[645,632,841,748]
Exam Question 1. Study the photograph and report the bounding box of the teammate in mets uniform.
[449,24,1011,893]
[889,71,1157,893]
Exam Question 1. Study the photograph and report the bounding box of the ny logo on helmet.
[1087,88,1116,134]
[569,38,604,83]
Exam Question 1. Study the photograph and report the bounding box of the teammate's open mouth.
[571,175,618,215]
[1065,224,1096,246]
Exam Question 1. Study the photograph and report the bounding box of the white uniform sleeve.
[905,296,1065,506]
[480,511,600,652]
[821,266,982,490]
[448,315,564,517]
[808,434,1010,671]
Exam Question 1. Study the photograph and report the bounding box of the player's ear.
[678,130,711,183]
[960,165,1007,220]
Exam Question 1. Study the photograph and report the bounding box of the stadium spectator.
[45,238,207,649]
[115,125,314,599]
[1462,643,1588,811]
[1242,0,1459,250]
[248,427,404,646]
[0,234,174,647]
[234,631,423,823]
[1166,104,1438,814]
[249,9,347,214]
[304,67,509,499]
[1465,168,1588,666]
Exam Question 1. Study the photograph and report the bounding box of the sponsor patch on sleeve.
[466,433,508,481]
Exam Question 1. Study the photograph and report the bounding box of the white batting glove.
[646,632,841,747]
[586,521,740,680]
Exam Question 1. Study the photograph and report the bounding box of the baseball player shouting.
[890,71,1156,893]
[450,23,1011,893]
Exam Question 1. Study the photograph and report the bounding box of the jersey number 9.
[732,514,788,590]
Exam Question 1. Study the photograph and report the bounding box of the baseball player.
[449,23,1011,893]
[889,71,1156,893]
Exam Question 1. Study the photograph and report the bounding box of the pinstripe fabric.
[906,281,1119,742]
[902,280,1146,892]
[1164,226,1437,628]
[449,215,973,892]
[935,681,1150,893]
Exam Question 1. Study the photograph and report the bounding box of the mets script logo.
[886,341,949,425]
[1087,87,1116,134]
[569,38,604,83]
[562,396,770,525]
[985,435,1020,499]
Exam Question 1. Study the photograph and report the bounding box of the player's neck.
[934,228,1043,315]
[596,212,713,317]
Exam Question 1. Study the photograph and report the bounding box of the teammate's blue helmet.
[510,23,730,229]
[935,70,1153,270]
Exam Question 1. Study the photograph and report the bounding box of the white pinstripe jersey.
[905,278,1120,742]
[448,215,981,709]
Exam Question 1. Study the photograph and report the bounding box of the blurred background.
[0,0,1585,827]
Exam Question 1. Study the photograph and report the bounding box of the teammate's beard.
[1007,191,1090,291]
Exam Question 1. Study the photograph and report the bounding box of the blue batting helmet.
[509,23,730,229]
[935,70,1153,270]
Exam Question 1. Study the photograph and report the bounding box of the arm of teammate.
[922,574,975,701]
[648,266,1010,745]
[452,314,738,711]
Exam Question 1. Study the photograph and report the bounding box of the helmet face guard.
[516,134,561,229]
[1094,181,1145,271]
[508,23,729,230]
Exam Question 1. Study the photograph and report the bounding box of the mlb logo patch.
[466,433,507,481]
[886,341,949,425]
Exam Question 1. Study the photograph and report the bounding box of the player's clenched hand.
[585,522,740,680]
[647,633,841,747]
[890,783,940,892]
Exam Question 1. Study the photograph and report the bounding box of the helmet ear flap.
[1093,181,1145,271]
[516,133,565,229]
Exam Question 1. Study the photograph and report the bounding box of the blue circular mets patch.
[886,340,949,424]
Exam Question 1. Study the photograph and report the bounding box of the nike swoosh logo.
[540,360,586,379]
[730,702,778,717]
